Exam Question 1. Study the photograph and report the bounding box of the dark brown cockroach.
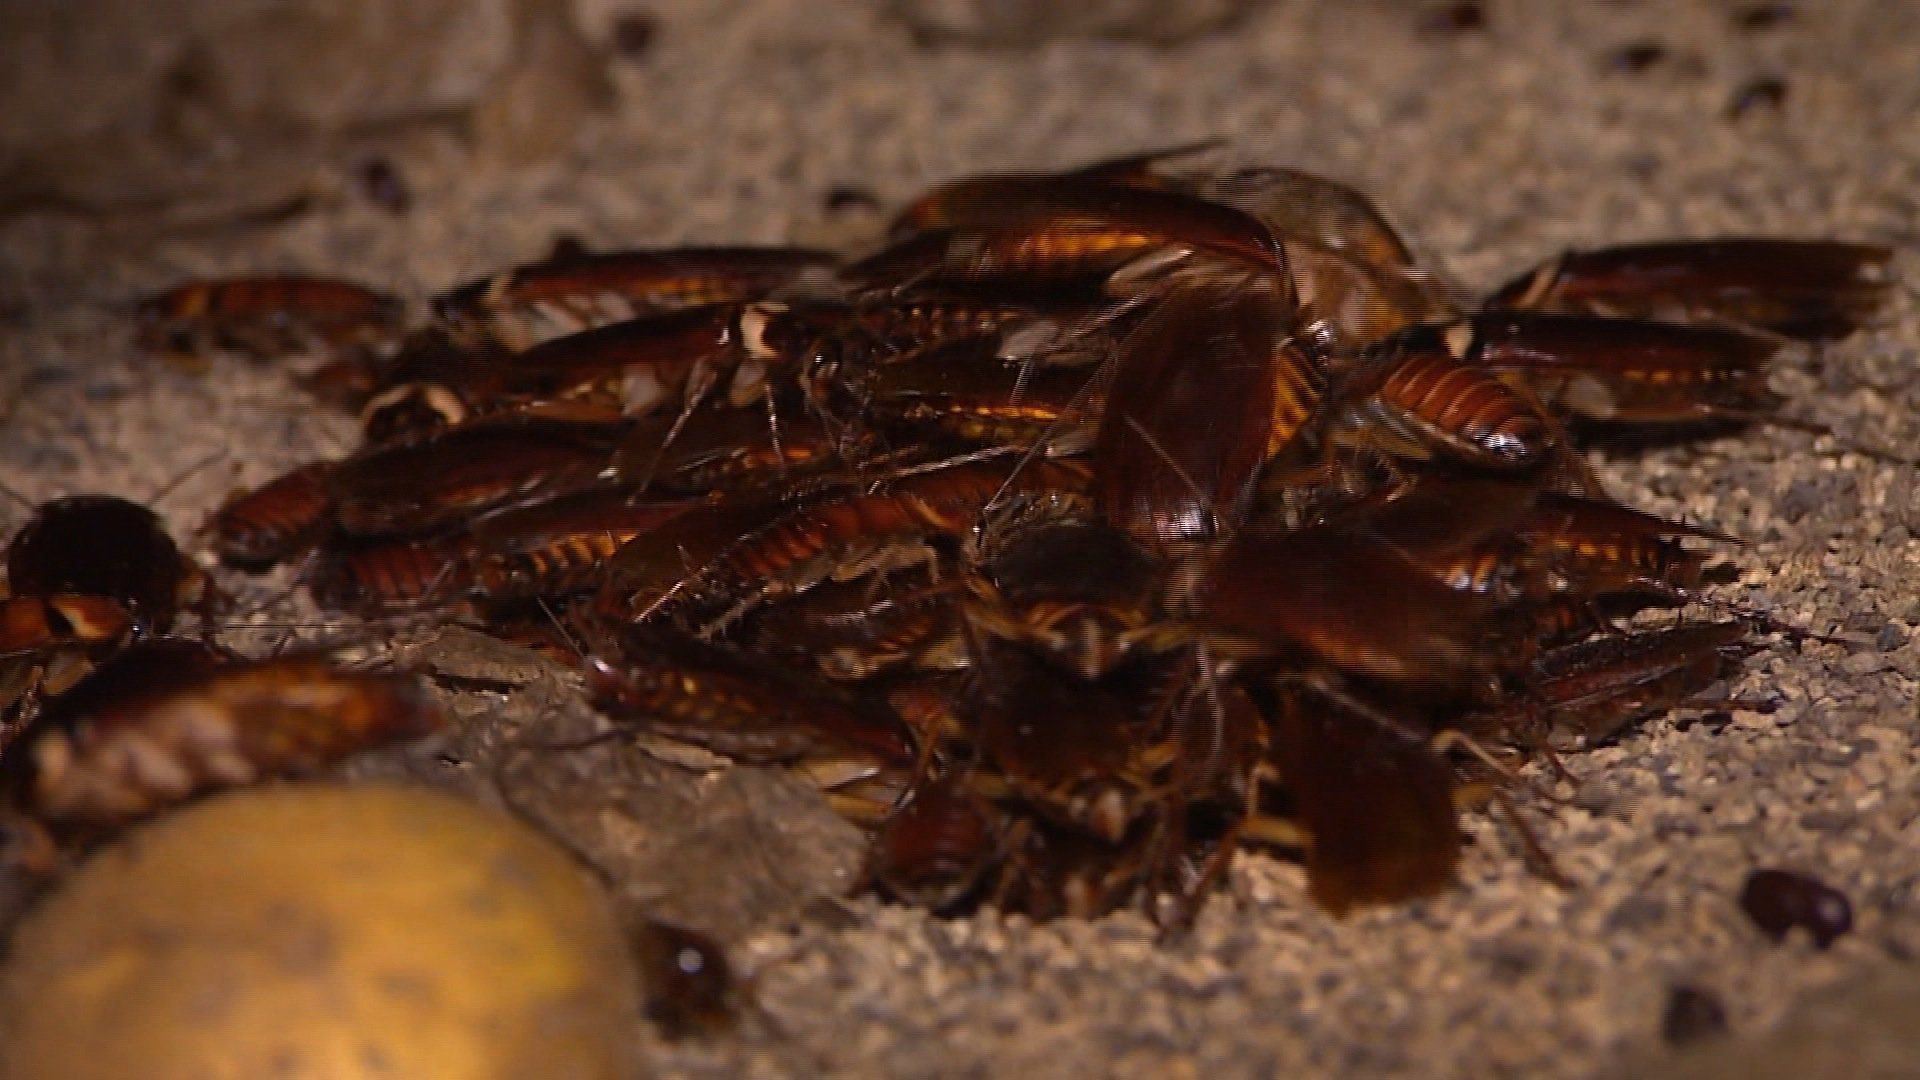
[870,768,1002,912]
[600,457,1090,634]
[1514,493,1726,603]
[632,919,738,1038]
[743,573,969,680]
[308,535,472,615]
[21,651,444,827]
[433,246,836,351]
[1739,868,1852,948]
[207,462,337,567]
[581,622,913,767]
[1410,312,1783,426]
[1492,620,1753,748]
[484,302,757,417]
[463,488,705,602]
[1203,519,1519,699]
[1259,680,1461,913]
[866,176,1290,290]
[863,336,1106,457]
[1324,345,1559,474]
[7,495,203,635]
[962,643,1166,845]
[964,518,1169,680]
[1484,239,1891,341]
[611,404,850,496]
[136,275,404,358]
[1096,275,1315,546]
[328,416,631,537]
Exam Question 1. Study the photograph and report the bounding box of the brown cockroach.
[136,275,404,358]
[864,177,1291,291]
[1484,239,1892,341]
[1203,519,1520,699]
[1486,620,1755,748]
[863,336,1106,456]
[308,534,472,615]
[743,573,969,680]
[1259,679,1461,913]
[870,767,1003,913]
[0,595,135,659]
[6,495,204,635]
[464,488,706,601]
[328,415,632,537]
[1095,275,1315,546]
[600,457,1090,634]
[207,461,337,567]
[433,246,836,351]
[1324,346,1560,474]
[965,518,1169,680]
[20,649,444,827]
[581,622,913,767]
[1409,312,1783,426]
[611,404,851,496]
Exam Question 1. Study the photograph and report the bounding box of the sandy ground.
[3,1,1919,1076]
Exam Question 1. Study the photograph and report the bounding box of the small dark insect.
[1603,41,1669,75]
[633,919,737,1038]
[1739,867,1853,947]
[357,157,411,215]
[1661,984,1729,1045]
[1728,75,1789,117]
[1733,3,1795,32]
[7,495,202,635]
[612,11,660,59]
[1415,1,1486,36]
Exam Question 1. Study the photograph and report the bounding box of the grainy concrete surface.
[2,2,1918,1076]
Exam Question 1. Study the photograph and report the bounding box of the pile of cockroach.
[0,144,1895,923]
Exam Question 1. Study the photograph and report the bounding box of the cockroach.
[1203,519,1518,698]
[207,461,337,567]
[612,404,849,495]
[433,247,835,351]
[581,622,913,767]
[7,495,202,634]
[0,595,134,659]
[136,275,404,358]
[743,573,968,680]
[1410,312,1783,425]
[863,337,1106,456]
[965,518,1169,680]
[328,415,631,537]
[1259,680,1460,913]
[600,457,1089,634]
[21,651,444,827]
[308,534,472,615]
[1095,275,1314,546]
[1325,346,1559,473]
[870,176,1291,288]
[1484,239,1891,341]
[1494,620,1753,748]
[1739,867,1852,947]
[870,768,1002,913]
[463,488,705,601]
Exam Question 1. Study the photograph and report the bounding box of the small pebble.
[1739,868,1853,948]
[1662,984,1729,1045]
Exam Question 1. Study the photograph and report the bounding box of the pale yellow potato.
[0,784,641,1080]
